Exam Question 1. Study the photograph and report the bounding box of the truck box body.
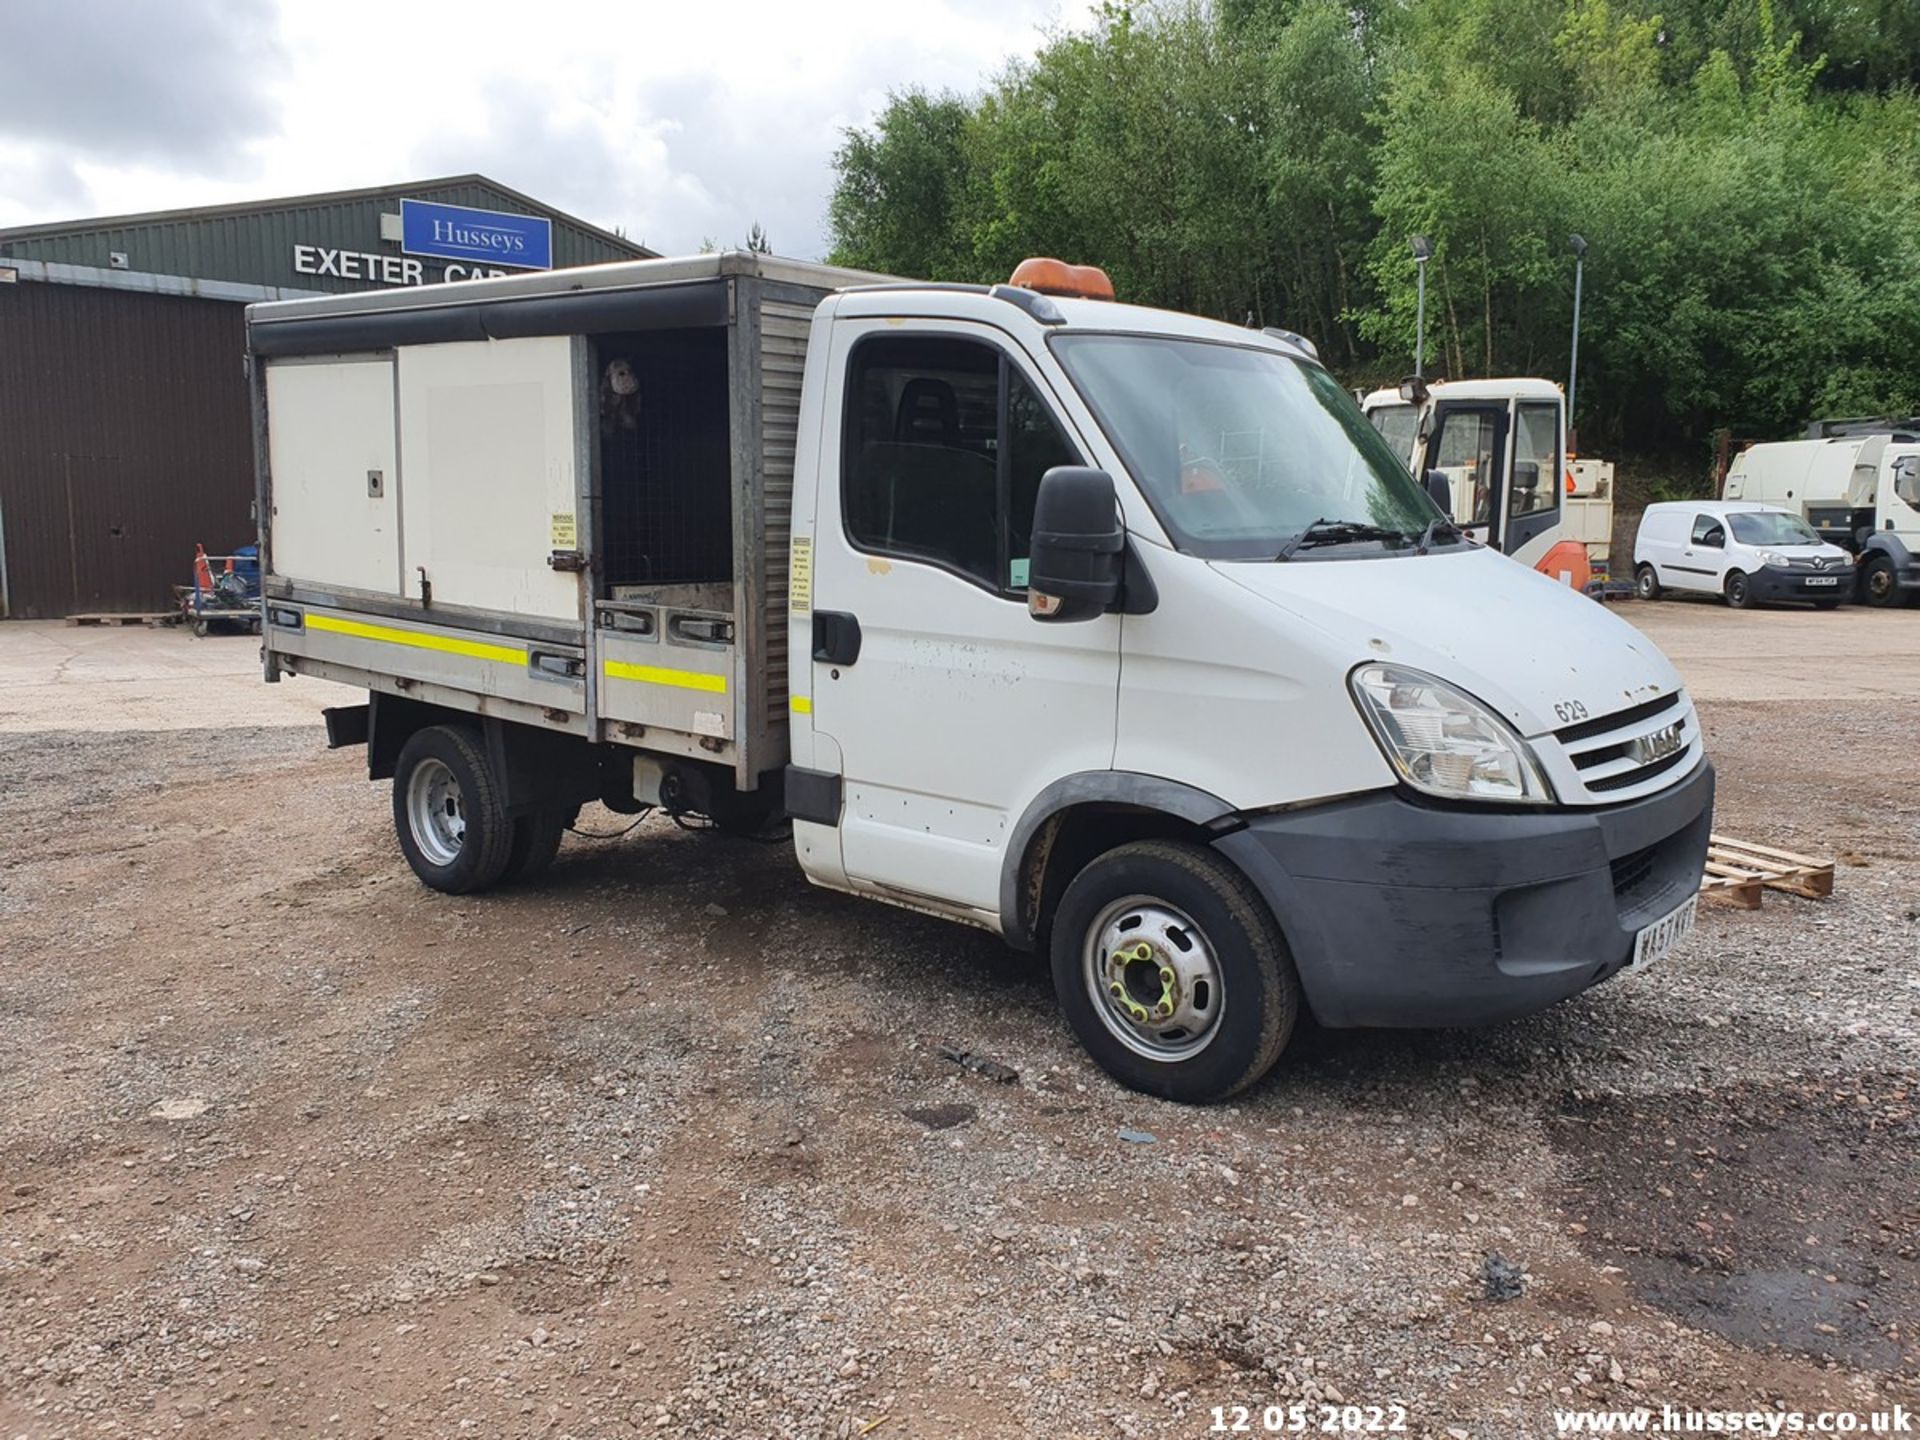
[249,253,886,784]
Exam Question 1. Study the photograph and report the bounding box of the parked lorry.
[247,251,1714,1103]
[1720,424,1920,607]
[1362,379,1610,589]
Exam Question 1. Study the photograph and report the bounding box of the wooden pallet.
[1700,833,1835,909]
[66,612,179,627]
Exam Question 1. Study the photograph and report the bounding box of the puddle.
[1548,1074,1919,1375]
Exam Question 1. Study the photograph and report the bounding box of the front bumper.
[1213,760,1714,1029]
[1748,566,1851,602]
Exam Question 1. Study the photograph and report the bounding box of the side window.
[1429,409,1498,526]
[1510,402,1560,519]
[1691,514,1725,546]
[1369,404,1418,467]
[843,334,1078,593]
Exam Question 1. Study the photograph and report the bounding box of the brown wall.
[0,281,252,618]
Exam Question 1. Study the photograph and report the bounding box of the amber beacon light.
[1008,257,1115,301]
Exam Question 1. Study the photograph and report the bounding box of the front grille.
[1586,746,1690,793]
[1555,692,1681,746]
[1610,844,1656,895]
[1552,690,1699,801]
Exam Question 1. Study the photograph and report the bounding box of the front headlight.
[1349,663,1555,805]
[1758,550,1788,568]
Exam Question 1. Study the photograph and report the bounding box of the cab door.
[1422,402,1507,545]
[801,320,1120,922]
[1503,398,1565,567]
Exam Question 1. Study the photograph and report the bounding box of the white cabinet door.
[803,319,1120,921]
[396,336,583,622]
[266,357,400,595]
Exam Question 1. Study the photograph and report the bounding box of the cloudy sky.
[0,0,1095,259]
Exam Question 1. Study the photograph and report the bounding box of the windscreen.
[1728,511,1820,546]
[1053,335,1440,559]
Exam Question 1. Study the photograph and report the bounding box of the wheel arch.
[999,772,1239,952]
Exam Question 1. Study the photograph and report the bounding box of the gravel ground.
[1,605,1916,1439]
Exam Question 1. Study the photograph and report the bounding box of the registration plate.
[1805,576,1839,587]
[1631,895,1697,972]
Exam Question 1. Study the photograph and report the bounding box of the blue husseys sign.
[399,199,552,271]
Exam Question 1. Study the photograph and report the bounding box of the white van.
[249,252,1715,1103]
[1633,500,1853,608]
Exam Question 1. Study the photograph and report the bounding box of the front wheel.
[392,725,515,894]
[1634,564,1662,601]
[1724,570,1755,609]
[1860,553,1904,608]
[1050,839,1299,1103]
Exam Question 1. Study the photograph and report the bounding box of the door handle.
[812,611,862,666]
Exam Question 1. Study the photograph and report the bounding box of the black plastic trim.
[323,704,370,749]
[998,772,1238,948]
[250,278,730,358]
[784,766,844,827]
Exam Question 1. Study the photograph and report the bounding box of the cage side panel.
[758,297,817,744]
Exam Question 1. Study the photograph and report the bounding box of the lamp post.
[1568,233,1587,443]
[1410,235,1432,378]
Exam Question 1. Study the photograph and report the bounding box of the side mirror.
[1423,469,1451,511]
[1398,374,1431,407]
[1028,466,1124,622]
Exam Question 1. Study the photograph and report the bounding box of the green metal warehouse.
[0,176,650,619]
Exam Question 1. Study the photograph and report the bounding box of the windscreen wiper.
[1276,518,1409,561]
[1413,515,1464,555]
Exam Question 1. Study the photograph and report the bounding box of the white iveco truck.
[248,252,1713,1103]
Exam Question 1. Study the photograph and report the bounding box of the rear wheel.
[393,725,514,894]
[1860,553,1904,608]
[1634,564,1662,601]
[1049,840,1299,1104]
[1724,570,1755,609]
[502,805,578,883]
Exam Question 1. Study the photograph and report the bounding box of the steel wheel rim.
[1082,894,1224,1061]
[1729,576,1746,605]
[407,757,466,866]
[1869,567,1892,600]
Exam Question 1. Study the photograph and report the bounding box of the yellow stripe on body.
[305,612,527,666]
[602,659,728,694]
[789,694,812,715]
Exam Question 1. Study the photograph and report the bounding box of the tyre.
[1634,564,1661,601]
[192,618,210,638]
[1860,553,1904,608]
[1724,570,1755,609]
[1049,839,1299,1104]
[501,805,578,884]
[392,724,514,894]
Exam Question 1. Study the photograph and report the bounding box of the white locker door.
[265,357,400,595]
[397,336,583,622]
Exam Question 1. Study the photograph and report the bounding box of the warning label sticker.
[551,512,577,548]
[789,535,812,614]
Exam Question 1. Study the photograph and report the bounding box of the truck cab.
[249,254,1713,1104]
[1362,378,1606,588]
